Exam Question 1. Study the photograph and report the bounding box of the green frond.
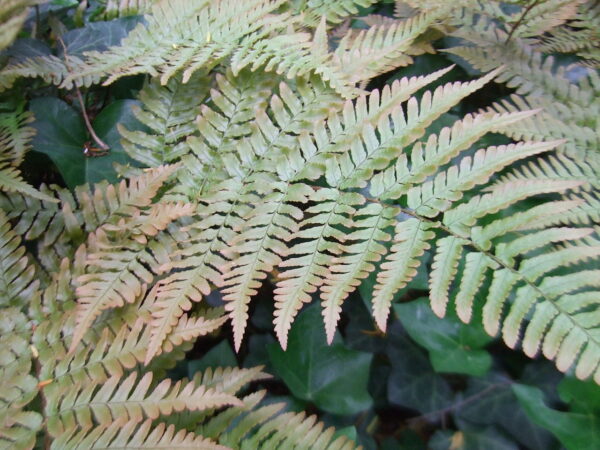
[54,418,227,449]
[406,140,562,217]
[320,203,395,343]
[100,0,158,20]
[119,73,211,167]
[240,408,359,449]
[0,103,58,202]
[0,209,39,309]
[274,189,364,348]
[70,202,193,353]
[64,0,297,87]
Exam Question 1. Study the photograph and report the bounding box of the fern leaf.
[295,0,378,26]
[320,204,395,343]
[0,309,42,450]
[372,218,434,331]
[0,104,58,202]
[119,73,211,167]
[47,371,242,438]
[407,140,562,217]
[0,210,39,308]
[55,418,227,449]
[0,0,42,51]
[70,230,155,352]
[273,189,361,348]
[334,13,436,85]
[371,109,540,199]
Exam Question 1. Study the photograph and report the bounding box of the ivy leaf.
[386,322,455,414]
[558,377,600,413]
[29,97,142,187]
[455,372,555,450]
[429,427,518,450]
[268,304,373,415]
[394,297,492,376]
[513,383,600,450]
[59,17,144,58]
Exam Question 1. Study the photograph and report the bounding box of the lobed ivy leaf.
[394,297,493,376]
[268,304,373,416]
[29,97,143,187]
[513,383,600,450]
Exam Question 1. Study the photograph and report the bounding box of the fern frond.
[274,189,363,348]
[71,202,193,353]
[333,12,436,86]
[320,203,396,343]
[54,418,227,449]
[119,73,211,167]
[45,371,242,438]
[0,209,39,309]
[294,0,378,26]
[0,104,58,202]
[0,0,42,51]
[0,309,42,450]
[372,217,433,330]
[65,0,295,87]
[100,0,158,20]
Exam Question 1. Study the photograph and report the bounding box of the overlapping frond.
[100,0,158,20]
[0,209,39,309]
[119,72,211,167]
[0,0,42,51]
[0,103,57,202]
[293,0,378,26]
[0,309,42,450]
[333,12,437,86]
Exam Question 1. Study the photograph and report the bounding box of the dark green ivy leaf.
[29,97,142,187]
[394,297,492,376]
[268,304,373,416]
[513,383,600,450]
[386,322,455,414]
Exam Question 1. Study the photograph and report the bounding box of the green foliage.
[0,0,599,448]
[268,305,373,415]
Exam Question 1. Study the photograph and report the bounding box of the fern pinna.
[1,0,600,448]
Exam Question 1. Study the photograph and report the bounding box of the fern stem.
[504,0,543,43]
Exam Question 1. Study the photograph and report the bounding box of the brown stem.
[56,37,110,151]
[505,0,543,44]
